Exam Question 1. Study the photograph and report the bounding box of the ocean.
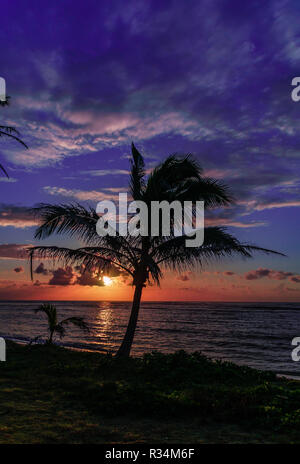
[1,300,300,377]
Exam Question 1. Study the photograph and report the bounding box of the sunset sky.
[0,0,300,301]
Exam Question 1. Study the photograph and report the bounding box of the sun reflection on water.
[94,302,117,349]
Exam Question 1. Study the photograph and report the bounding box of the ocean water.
[1,300,300,377]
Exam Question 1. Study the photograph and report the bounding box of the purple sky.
[0,0,300,299]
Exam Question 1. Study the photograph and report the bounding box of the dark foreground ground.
[1,340,300,444]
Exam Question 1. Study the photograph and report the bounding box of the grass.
[1,340,300,444]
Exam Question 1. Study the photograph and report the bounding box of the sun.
[103,276,113,286]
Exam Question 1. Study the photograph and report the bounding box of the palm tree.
[34,303,89,344]
[29,143,283,357]
[0,97,28,177]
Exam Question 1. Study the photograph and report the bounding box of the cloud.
[205,208,268,229]
[48,266,75,286]
[0,205,37,228]
[14,266,24,273]
[0,244,29,259]
[103,187,129,193]
[248,200,300,212]
[219,220,267,228]
[74,263,124,285]
[47,264,115,286]
[286,287,300,292]
[44,186,118,202]
[245,268,273,280]
[34,262,48,275]
[244,268,300,282]
[177,274,190,282]
[0,0,297,177]
[80,169,129,177]
[271,271,296,281]
[75,271,105,286]
[0,177,17,183]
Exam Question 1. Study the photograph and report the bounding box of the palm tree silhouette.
[34,303,89,344]
[29,143,283,357]
[0,97,28,177]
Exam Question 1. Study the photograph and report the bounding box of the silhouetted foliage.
[33,303,89,344]
[0,96,28,177]
[5,341,300,440]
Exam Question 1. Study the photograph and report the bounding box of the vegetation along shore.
[1,341,300,444]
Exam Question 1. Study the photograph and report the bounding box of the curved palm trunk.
[48,330,54,344]
[115,283,144,358]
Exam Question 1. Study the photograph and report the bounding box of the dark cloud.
[271,271,295,281]
[48,266,74,286]
[75,271,105,287]
[34,262,48,275]
[244,268,300,282]
[74,263,124,286]
[13,266,24,273]
[177,274,190,282]
[245,268,273,280]
[47,264,114,286]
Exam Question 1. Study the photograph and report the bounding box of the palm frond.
[28,245,134,280]
[31,203,142,266]
[174,177,233,207]
[153,227,285,272]
[130,142,145,200]
[144,254,163,286]
[32,203,100,243]
[0,125,28,148]
[60,317,89,333]
[54,324,66,339]
[34,303,57,332]
[144,155,232,208]
[0,163,9,178]
[144,155,202,201]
